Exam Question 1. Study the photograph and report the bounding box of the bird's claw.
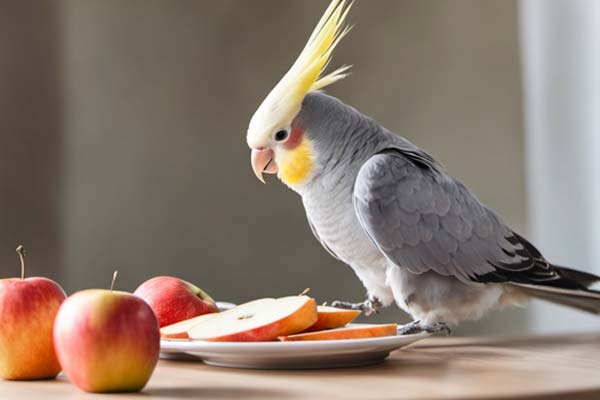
[326,297,382,316]
[397,320,451,336]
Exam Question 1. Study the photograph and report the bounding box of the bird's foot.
[397,320,451,336]
[326,297,382,316]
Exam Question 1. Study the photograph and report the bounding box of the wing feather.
[352,149,565,285]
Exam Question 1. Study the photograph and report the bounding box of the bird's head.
[247,0,353,188]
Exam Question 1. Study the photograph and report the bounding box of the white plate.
[160,324,428,369]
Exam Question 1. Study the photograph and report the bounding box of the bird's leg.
[327,296,382,316]
[397,320,451,336]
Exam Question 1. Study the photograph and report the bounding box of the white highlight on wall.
[520,0,600,332]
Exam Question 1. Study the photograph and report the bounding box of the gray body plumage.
[292,92,600,325]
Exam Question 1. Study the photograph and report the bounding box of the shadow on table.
[142,386,294,399]
[472,389,600,400]
[410,332,600,350]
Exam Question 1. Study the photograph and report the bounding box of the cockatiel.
[246,0,600,333]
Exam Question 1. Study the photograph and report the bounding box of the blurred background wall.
[1,0,596,335]
[0,2,63,280]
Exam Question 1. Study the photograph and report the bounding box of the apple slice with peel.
[161,313,218,339]
[279,323,397,341]
[304,306,361,332]
[187,296,317,342]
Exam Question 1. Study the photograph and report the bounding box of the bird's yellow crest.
[288,0,353,96]
[247,0,353,149]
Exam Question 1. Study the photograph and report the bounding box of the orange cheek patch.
[284,125,304,150]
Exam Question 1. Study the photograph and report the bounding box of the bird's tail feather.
[512,265,600,314]
[552,265,600,287]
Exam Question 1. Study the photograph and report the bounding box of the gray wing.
[353,149,561,284]
[306,214,342,261]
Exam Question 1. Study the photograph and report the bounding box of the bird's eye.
[274,130,289,142]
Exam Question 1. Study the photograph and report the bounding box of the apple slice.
[187,296,317,342]
[279,323,397,341]
[304,305,361,332]
[160,313,218,339]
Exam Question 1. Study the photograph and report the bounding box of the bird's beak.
[251,148,278,184]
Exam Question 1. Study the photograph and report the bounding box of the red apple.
[134,276,218,327]
[187,296,317,341]
[53,273,160,393]
[279,323,398,341]
[0,245,66,380]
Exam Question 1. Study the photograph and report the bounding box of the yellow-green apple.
[279,323,397,341]
[0,245,66,380]
[160,312,217,339]
[187,296,317,341]
[304,306,361,332]
[134,276,218,327]
[53,275,160,393]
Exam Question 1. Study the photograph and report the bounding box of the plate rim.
[160,325,429,352]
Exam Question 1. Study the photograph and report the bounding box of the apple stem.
[16,245,26,280]
[110,270,118,291]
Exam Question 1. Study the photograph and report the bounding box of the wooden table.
[2,333,600,399]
